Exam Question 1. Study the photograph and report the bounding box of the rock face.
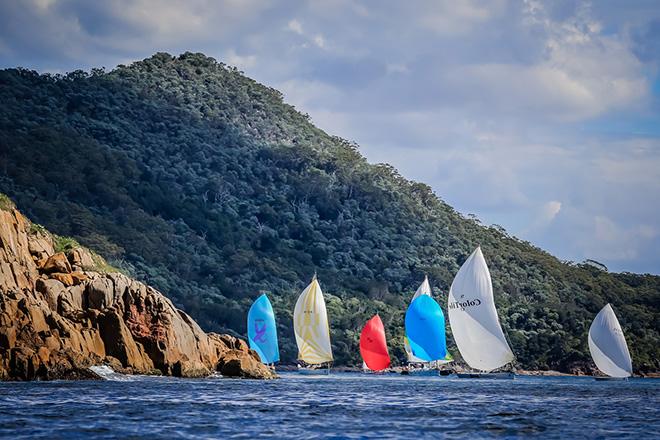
[0,204,275,380]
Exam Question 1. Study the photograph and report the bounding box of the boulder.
[58,285,85,317]
[28,233,54,261]
[86,277,114,310]
[41,253,72,274]
[50,273,74,287]
[216,349,277,379]
[35,278,65,310]
[67,248,95,270]
[71,272,87,285]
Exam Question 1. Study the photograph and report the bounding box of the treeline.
[0,52,657,372]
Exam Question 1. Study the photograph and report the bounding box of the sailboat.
[404,276,452,375]
[588,304,633,380]
[448,247,516,379]
[247,293,279,367]
[293,275,333,374]
[360,314,391,372]
[405,294,449,375]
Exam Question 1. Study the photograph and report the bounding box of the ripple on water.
[0,374,658,439]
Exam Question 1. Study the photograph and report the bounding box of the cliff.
[0,197,275,380]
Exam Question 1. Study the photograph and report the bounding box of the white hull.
[456,372,515,379]
[297,367,330,375]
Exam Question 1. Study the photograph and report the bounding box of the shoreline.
[271,365,659,378]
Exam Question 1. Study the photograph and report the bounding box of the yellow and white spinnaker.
[293,276,333,364]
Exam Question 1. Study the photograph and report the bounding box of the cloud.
[435,1,648,121]
[386,63,409,74]
[313,35,325,49]
[225,49,257,70]
[587,216,658,262]
[522,201,562,236]
[419,0,505,35]
[0,0,659,273]
[286,19,303,35]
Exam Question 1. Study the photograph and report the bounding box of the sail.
[448,247,514,372]
[404,276,432,363]
[588,304,633,378]
[293,277,333,364]
[247,293,280,364]
[360,314,391,371]
[405,295,448,361]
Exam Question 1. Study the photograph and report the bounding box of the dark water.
[0,373,658,439]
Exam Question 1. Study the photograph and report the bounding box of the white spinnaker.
[293,278,333,364]
[448,247,514,372]
[588,304,632,378]
[405,276,432,363]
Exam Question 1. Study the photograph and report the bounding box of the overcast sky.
[1,0,659,274]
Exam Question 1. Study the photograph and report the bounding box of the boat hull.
[456,372,515,379]
[407,369,439,377]
[297,367,330,376]
[594,376,628,381]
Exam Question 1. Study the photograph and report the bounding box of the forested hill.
[0,52,658,373]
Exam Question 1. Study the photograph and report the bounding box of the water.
[0,373,658,439]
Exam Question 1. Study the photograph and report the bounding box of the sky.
[1,0,659,274]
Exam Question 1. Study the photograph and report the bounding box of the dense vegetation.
[0,53,657,372]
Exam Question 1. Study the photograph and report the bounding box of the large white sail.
[405,276,432,363]
[293,277,333,364]
[448,247,514,372]
[588,304,632,378]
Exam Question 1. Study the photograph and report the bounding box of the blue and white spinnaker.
[248,293,280,364]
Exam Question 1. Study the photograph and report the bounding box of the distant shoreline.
[276,365,659,378]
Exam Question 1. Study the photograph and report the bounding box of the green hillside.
[0,52,658,372]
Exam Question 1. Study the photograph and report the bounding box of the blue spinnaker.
[247,294,280,364]
[404,295,447,361]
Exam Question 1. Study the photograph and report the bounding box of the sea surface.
[0,372,658,439]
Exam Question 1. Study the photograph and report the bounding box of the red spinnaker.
[359,314,391,371]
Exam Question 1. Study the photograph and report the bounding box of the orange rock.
[37,346,50,363]
[41,252,72,274]
[70,272,88,285]
[50,273,74,287]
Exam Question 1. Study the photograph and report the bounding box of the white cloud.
[519,200,562,237]
[440,2,648,121]
[313,34,325,49]
[586,216,658,261]
[286,19,303,35]
[386,63,409,74]
[225,49,257,70]
[420,0,505,35]
[32,0,56,12]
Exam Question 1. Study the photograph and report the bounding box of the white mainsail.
[588,304,632,378]
[293,276,333,364]
[405,276,432,363]
[448,247,514,372]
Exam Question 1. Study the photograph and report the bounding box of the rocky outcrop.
[0,202,275,380]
